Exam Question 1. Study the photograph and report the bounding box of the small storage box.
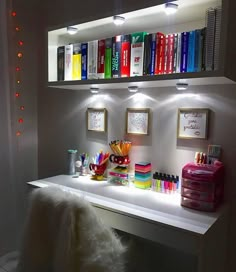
[181,163,224,211]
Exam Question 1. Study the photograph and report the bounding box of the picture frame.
[87,108,107,132]
[126,108,150,135]
[177,108,209,139]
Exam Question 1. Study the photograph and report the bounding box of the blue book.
[180,32,189,73]
[81,43,88,80]
[187,31,195,72]
[194,29,201,72]
[150,33,156,75]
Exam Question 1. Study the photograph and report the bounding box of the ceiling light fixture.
[165,2,178,15]
[176,82,189,91]
[128,86,138,93]
[67,26,78,35]
[113,15,125,26]
[90,87,99,94]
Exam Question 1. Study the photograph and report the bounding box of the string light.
[15,92,20,97]
[18,118,24,123]
[17,52,23,58]
[16,80,20,84]
[11,11,17,17]
[15,26,20,31]
[18,40,23,46]
[20,106,25,110]
[16,66,20,71]
[16,131,21,136]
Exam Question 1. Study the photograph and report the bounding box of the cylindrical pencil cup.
[80,166,87,176]
[67,150,77,175]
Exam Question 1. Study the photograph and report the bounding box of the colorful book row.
[57,26,215,81]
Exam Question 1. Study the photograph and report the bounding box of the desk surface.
[28,175,226,237]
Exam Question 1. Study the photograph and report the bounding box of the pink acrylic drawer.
[182,178,215,192]
[181,187,215,202]
[181,196,218,212]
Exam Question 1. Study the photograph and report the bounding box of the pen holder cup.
[109,154,130,165]
[89,163,107,176]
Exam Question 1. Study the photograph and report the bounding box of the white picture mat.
[127,112,149,134]
[178,111,208,138]
[88,111,105,131]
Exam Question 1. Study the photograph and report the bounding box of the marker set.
[152,172,180,193]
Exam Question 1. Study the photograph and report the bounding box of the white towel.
[17,186,126,272]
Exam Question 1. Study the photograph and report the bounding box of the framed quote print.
[87,108,107,132]
[177,108,209,139]
[126,108,150,135]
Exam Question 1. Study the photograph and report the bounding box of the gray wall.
[11,0,236,270]
[0,0,38,254]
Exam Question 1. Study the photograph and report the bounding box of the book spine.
[121,35,131,77]
[97,39,105,79]
[187,31,195,72]
[105,38,112,79]
[72,43,81,80]
[167,34,174,74]
[81,43,88,80]
[180,32,189,73]
[57,46,65,81]
[88,40,98,79]
[130,32,146,77]
[112,36,121,78]
[194,29,200,72]
[214,6,222,71]
[172,33,178,73]
[163,35,168,74]
[205,8,216,71]
[143,34,151,76]
[154,32,165,75]
[201,27,206,71]
[176,33,182,73]
[64,44,73,80]
[150,33,156,75]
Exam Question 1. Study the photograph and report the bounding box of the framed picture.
[126,108,150,135]
[87,108,107,132]
[177,108,209,139]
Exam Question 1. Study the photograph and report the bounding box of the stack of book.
[134,162,152,189]
[56,6,221,81]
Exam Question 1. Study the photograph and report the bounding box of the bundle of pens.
[89,151,110,180]
[92,151,110,165]
[109,140,132,156]
[79,153,89,175]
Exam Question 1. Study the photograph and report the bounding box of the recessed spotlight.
[113,15,125,26]
[165,2,178,15]
[67,26,78,35]
[128,86,138,93]
[90,87,99,94]
[176,82,189,91]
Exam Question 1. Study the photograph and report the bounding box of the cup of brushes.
[89,151,109,180]
[109,140,132,166]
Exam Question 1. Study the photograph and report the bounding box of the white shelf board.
[48,72,235,91]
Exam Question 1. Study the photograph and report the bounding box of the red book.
[167,34,175,74]
[154,32,165,75]
[163,35,169,74]
[121,35,131,77]
[97,39,105,78]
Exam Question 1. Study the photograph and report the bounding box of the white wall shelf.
[48,0,236,90]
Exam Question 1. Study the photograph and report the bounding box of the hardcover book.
[176,33,182,73]
[130,32,147,77]
[88,40,98,79]
[194,29,201,72]
[214,6,222,71]
[172,33,178,73]
[187,31,196,72]
[64,44,73,80]
[121,35,131,77]
[166,34,174,74]
[97,39,105,79]
[112,35,121,78]
[143,33,156,76]
[180,32,189,73]
[57,46,65,81]
[72,43,81,80]
[105,38,112,79]
[154,32,165,75]
[81,43,88,80]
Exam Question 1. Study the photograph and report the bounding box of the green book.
[105,38,112,78]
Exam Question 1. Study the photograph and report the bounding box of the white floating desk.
[28,175,228,272]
